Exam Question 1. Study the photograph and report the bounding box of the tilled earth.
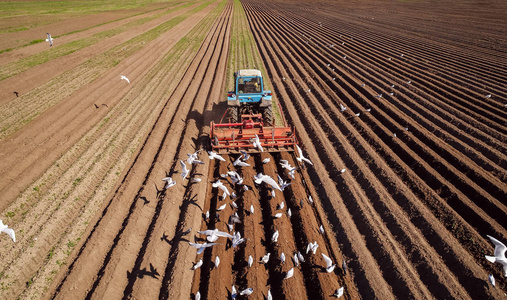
[0,0,505,299]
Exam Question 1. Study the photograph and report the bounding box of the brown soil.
[0,0,505,299]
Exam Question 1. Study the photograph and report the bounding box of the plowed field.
[0,0,505,299]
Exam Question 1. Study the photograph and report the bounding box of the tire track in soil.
[241,0,506,297]
[48,1,228,299]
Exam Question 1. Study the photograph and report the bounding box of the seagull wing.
[487,235,507,257]
[296,144,303,159]
[262,176,282,191]
[322,253,333,268]
[1,228,15,242]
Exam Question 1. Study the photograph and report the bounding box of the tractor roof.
[237,69,262,77]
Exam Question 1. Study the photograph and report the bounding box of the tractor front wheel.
[229,106,239,123]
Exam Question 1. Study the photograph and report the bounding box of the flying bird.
[180,160,189,179]
[233,156,250,167]
[0,220,15,242]
[340,103,347,112]
[208,151,226,161]
[189,242,219,254]
[284,268,294,279]
[278,175,291,191]
[296,145,313,166]
[252,134,264,152]
[232,232,245,248]
[485,235,507,276]
[46,33,53,47]
[254,173,282,191]
[322,253,336,273]
[198,229,233,242]
[212,180,230,199]
[120,75,130,84]
[162,177,176,189]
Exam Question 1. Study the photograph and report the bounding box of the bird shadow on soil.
[126,263,160,280]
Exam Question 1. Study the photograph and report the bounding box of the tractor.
[210,69,298,153]
[227,69,273,124]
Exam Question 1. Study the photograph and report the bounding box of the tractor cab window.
[237,77,261,94]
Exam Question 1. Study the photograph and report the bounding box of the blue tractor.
[227,69,273,124]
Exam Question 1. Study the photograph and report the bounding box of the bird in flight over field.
[46,33,53,47]
[120,75,130,84]
[0,220,15,242]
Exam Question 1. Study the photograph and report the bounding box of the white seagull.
[284,268,294,279]
[192,259,203,270]
[488,274,495,287]
[195,291,201,300]
[217,203,227,211]
[189,242,219,254]
[215,256,220,268]
[274,213,283,219]
[208,151,226,161]
[334,287,344,298]
[485,235,507,276]
[233,156,250,167]
[281,252,286,263]
[192,178,201,183]
[180,160,189,179]
[293,253,300,267]
[340,103,347,112]
[0,220,15,242]
[254,173,282,191]
[248,255,253,267]
[260,253,271,264]
[250,205,254,214]
[252,134,264,152]
[46,33,53,47]
[262,157,271,164]
[162,177,176,189]
[296,144,313,166]
[322,253,336,273]
[198,229,233,242]
[212,180,230,198]
[485,94,492,98]
[278,175,292,191]
[240,288,253,296]
[272,230,279,242]
[120,75,130,84]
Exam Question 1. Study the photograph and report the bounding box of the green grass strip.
[0,1,198,82]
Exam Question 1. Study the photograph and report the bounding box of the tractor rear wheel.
[262,106,273,125]
[229,106,239,123]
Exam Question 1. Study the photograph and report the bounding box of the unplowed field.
[0,0,505,299]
